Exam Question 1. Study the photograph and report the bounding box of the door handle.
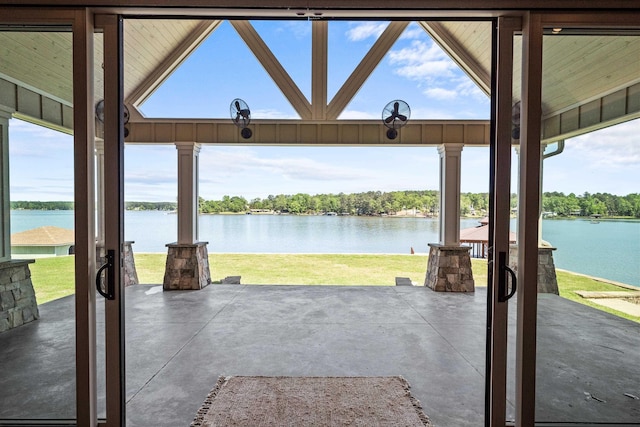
[498,251,517,302]
[96,249,115,300]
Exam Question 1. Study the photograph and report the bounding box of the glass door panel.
[0,22,79,423]
[487,16,521,426]
[536,24,640,424]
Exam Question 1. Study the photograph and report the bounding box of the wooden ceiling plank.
[230,20,312,120]
[326,21,408,120]
[419,21,491,96]
[126,19,222,107]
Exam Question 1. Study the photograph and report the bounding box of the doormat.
[191,376,433,426]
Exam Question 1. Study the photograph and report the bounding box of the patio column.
[163,141,210,290]
[424,143,474,292]
[0,111,39,332]
[0,110,10,262]
[438,143,463,246]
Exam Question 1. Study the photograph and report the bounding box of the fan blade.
[397,114,407,122]
[393,102,400,115]
[235,100,241,110]
[384,115,395,124]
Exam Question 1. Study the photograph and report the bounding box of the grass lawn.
[28,253,637,323]
[137,253,488,286]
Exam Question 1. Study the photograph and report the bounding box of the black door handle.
[498,251,517,302]
[96,249,115,300]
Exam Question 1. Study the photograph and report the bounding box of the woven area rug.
[191,376,433,426]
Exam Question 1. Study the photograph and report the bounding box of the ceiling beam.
[0,77,73,134]
[419,21,492,96]
[231,20,312,120]
[125,118,491,146]
[311,20,328,120]
[127,19,222,108]
[542,82,640,143]
[326,21,408,120]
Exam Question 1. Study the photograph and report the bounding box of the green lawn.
[28,253,637,323]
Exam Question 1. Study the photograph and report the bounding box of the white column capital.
[175,141,201,154]
[437,143,464,156]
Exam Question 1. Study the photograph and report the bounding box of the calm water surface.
[10,210,640,286]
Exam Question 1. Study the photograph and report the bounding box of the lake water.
[10,210,640,287]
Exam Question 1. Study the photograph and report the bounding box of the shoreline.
[555,268,639,290]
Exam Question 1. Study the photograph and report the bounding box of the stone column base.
[509,245,559,294]
[0,260,39,333]
[123,241,139,286]
[424,244,474,292]
[163,242,211,290]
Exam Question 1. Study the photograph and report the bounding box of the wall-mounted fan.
[382,100,410,140]
[230,98,252,139]
[95,99,130,137]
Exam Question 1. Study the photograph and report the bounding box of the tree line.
[10,191,640,218]
[10,201,177,211]
[199,191,640,218]
[542,192,640,217]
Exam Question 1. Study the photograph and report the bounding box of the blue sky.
[8,21,640,201]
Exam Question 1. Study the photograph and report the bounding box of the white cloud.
[200,147,377,183]
[568,120,640,168]
[251,108,299,120]
[346,22,387,42]
[9,119,72,157]
[388,40,456,80]
[283,21,312,39]
[338,109,379,120]
[399,25,426,40]
[423,87,457,100]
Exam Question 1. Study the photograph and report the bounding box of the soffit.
[0,19,209,105]
[426,21,640,118]
[0,18,638,128]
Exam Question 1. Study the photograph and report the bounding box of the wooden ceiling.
[0,20,214,106]
[0,18,638,140]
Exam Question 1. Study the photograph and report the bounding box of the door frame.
[0,7,98,426]
[95,13,126,427]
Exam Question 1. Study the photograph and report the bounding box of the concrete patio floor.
[1,284,639,426]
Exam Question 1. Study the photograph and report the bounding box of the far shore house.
[11,226,74,258]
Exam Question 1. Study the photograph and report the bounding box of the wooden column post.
[163,141,210,290]
[438,143,463,246]
[176,141,200,244]
[424,143,474,292]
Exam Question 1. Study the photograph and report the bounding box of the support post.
[163,141,210,290]
[424,143,474,292]
[0,111,10,262]
[176,141,200,244]
[438,143,463,246]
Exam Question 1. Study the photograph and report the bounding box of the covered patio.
[1,3,639,426]
[1,284,639,426]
